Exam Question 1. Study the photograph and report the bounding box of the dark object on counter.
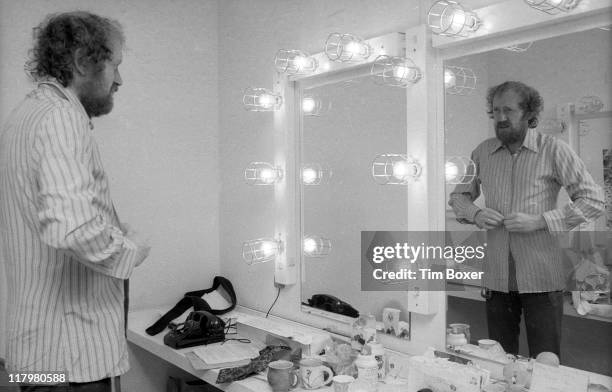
[433,350,473,365]
[163,310,225,349]
[216,346,292,384]
[303,294,359,318]
[417,389,433,392]
[147,276,236,336]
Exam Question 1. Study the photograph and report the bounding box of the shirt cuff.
[95,227,145,279]
[542,210,565,232]
[466,205,482,223]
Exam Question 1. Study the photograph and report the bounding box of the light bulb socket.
[524,0,581,15]
[244,162,283,185]
[302,163,333,185]
[324,33,371,62]
[243,87,283,111]
[444,65,477,95]
[303,235,332,258]
[274,49,318,75]
[242,238,283,265]
[302,94,331,116]
[428,0,481,37]
[445,156,476,184]
[371,55,422,88]
[576,96,604,114]
[372,154,422,185]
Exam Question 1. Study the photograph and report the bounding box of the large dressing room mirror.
[444,26,612,375]
[299,67,412,330]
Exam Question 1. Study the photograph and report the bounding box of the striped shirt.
[449,129,605,293]
[0,80,149,382]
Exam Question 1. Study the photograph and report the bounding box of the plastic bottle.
[354,354,378,387]
[363,314,377,344]
[367,342,386,381]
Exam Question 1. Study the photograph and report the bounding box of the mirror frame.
[274,27,448,355]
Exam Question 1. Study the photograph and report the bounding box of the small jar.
[354,354,378,386]
[447,332,467,347]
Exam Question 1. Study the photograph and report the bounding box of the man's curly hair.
[25,11,124,87]
[486,81,544,128]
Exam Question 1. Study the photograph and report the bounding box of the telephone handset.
[302,294,359,318]
[163,310,226,349]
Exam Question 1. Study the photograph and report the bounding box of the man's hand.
[474,208,505,229]
[503,212,547,232]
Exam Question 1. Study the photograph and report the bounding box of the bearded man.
[0,12,150,392]
[449,81,604,358]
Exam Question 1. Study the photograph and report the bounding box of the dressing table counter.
[127,306,336,392]
[128,305,612,392]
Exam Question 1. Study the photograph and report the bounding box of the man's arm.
[448,150,505,229]
[449,193,482,224]
[34,107,149,279]
[542,141,605,231]
[448,150,484,224]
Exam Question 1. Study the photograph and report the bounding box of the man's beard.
[495,121,527,146]
[80,80,116,118]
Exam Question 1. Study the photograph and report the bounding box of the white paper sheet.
[193,340,261,365]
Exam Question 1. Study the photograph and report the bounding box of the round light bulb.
[445,161,459,182]
[393,64,409,80]
[444,69,456,88]
[302,97,317,114]
[448,10,467,32]
[302,167,318,184]
[294,55,308,69]
[258,94,274,109]
[345,41,361,56]
[259,168,276,183]
[303,238,317,254]
[392,161,410,181]
[261,241,276,257]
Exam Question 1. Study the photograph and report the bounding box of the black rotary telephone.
[303,294,359,318]
[163,310,226,349]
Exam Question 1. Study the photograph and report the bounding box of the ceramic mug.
[332,375,354,392]
[299,358,333,390]
[267,360,298,392]
[478,339,498,350]
[382,307,401,335]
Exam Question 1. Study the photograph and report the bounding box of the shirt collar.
[38,79,94,130]
[489,128,539,155]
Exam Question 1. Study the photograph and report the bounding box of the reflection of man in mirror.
[448,81,605,358]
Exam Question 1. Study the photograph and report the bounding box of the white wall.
[0,0,221,373]
[487,28,611,118]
